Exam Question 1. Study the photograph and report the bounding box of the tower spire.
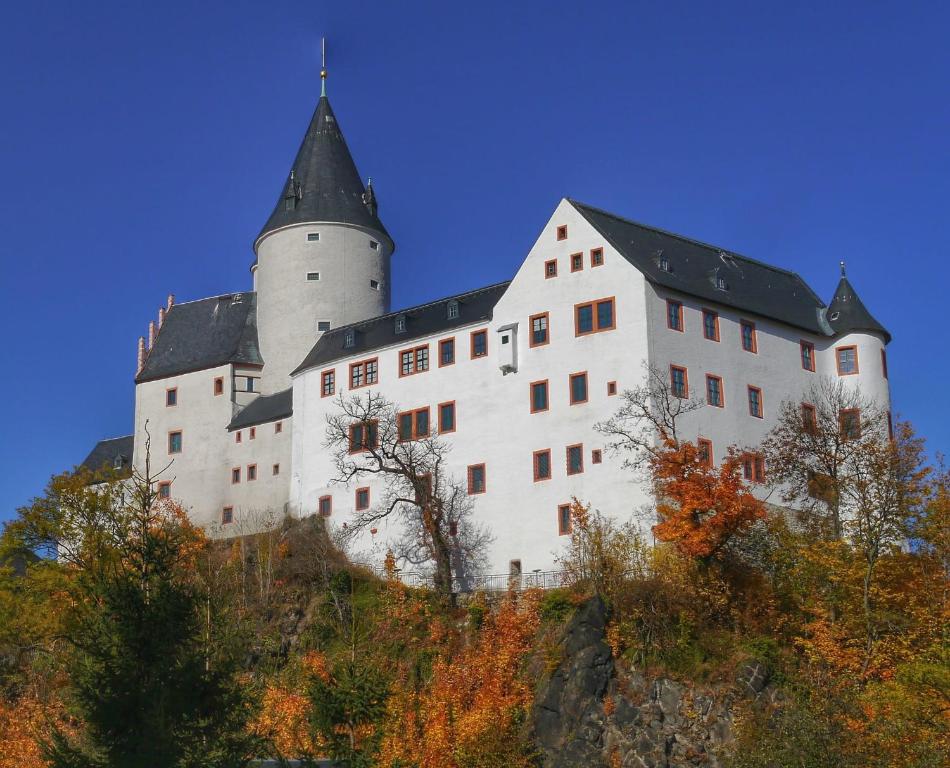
[320,37,327,97]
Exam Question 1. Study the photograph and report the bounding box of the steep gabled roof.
[826,276,891,343]
[227,388,293,432]
[570,200,832,336]
[293,282,511,375]
[255,95,390,250]
[136,293,262,383]
[81,434,134,476]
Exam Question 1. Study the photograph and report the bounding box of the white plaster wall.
[255,222,392,393]
[817,331,891,412]
[291,199,653,574]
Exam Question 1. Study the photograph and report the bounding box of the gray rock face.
[532,596,775,768]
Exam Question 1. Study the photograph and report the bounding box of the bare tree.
[325,392,491,603]
[595,363,704,473]
[761,376,888,540]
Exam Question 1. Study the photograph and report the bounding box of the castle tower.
[253,65,394,392]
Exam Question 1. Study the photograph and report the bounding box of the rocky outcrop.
[532,597,777,768]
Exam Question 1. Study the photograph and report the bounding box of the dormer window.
[307,233,320,242]
[370,240,379,250]
[344,329,355,349]
[447,300,459,320]
[113,455,124,469]
[716,275,728,291]
[395,315,407,334]
[370,280,380,290]
[657,251,671,272]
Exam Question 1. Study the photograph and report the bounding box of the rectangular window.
[275,421,283,434]
[558,504,572,536]
[249,427,256,440]
[556,224,568,241]
[667,300,684,332]
[157,481,171,498]
[214,377,224,396]
[467,464,486,495]
[439,337,455,366]
[370,240,379,250]
[438,401,456,433]
[245,377,256,392]
[399,344,430,376]
[349,358,378,389]
[247,464,257,481]
[544,259,558,279]
[881,349,888,380]
[222,506,233,524]
[567,444,584,475]
[802,402,817,433]
[742,454,765,483]
[571,252,584,272]
[414,408,430,438]
[569,372,588,405]
[740,321,757,353]
[705,374,723,407]
[670,365,689,399]
[530,312,549,347]
[349,420,379,452]
[592,449,602,464]
[370,279,380,290]
[168,431,182,454]
[231,467,241,484]
[533,449,552,481]
[318,495,332,517]
[698,438,713,467]
[397,409,429,441]
[355,487,370,511]
[235,431,242,443]
[470,329,488,358]
[530,380,549,413]
[575,297,616,336]
[318,321,331,332]
[165,387,177,407]
[702,310,720,341]
[307,272,320,281]
[398,411,413,441]
[272,463,280,475]
[307,232,320,242]
[840,408,861,440]
[800,340,816,372]
[748,386,763,418]
[836,346,858,375]
[321,370,335,397]
[607,381,617,396]
[591,247,604,267]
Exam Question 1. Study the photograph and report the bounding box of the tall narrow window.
[530,380,549,413]
[530,312,549,347]
[447,300,459,319]
[214,377,224,396]
[592,449,602,464]
[556,225,568,241]
[168,431,182,454]
[607,381,618,396]
[235,431,242,444]
[590,247,604,267]
[534,449,552,481]
[470,330,488,358]
[321,370,335,397]
[575,297,615,336]
[414,408,430,439]
[544,259,558,279]
[836,346,858,375]
[670,365,688,398]
[467,464,486,494]
[697,438,713,467]
[355,487,370,511]
[705,374,723,407]
[570,252,584,272]
[222,507,233,524]
[748,386,763,418]
[438,401,456,433]
[165,388,177,407]
[881,348,888,380]
[249,427,256,440]
[800,341,816,372]
[702,310,719,341]
[231,467,241,484]
[275,421,283,434]
[569,372,588,405]
[801,402,817,434]
[740,321,757,353]
[318,496,332,517]
[566,444,584,475]
[247,464,257,481]
[667,300,684,332]
[558,504,572,535]
[439,337,455,366]
[840,408,861,440]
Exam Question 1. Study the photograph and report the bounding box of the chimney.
[137,336,146,374]
[167,294,175,311]
[158,306,166,328]
[148,321,156,350]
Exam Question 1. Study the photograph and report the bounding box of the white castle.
[82,66,892,576]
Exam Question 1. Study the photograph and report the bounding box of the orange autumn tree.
[651,439,766,560]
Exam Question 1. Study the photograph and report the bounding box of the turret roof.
[826,276,891,343]
[255,95,390,250]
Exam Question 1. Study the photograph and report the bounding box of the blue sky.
[1,1,948,521]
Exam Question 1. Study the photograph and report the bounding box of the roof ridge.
[324,280,512,335]
[168,291,256,308]
[93,434,134,443]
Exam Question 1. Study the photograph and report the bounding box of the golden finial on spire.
[320,37,328,96]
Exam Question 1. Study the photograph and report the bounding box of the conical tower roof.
[827,273,890,343]
[255,94,391,250]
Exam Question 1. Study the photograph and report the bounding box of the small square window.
[222,506,233,524]
[544,259,558,279]
[592,449,602,464]
[607,380,617,396]
[355,487,370,511]
[558,504,572,535]
[467,464,486,495]
[318,495,332,517]
[231,467,241,484]
[307,272,321,281]
[571,252,584,272]
[534,449,552,481]
[530,380,549,413]
[370,279,380,290]
[591,248,604,267]
[569,372,588,405]
[165,388,177,407]
[370,240,379,250]
[556,225,568,241]
[318,320,331,332]
[307,232,320,242]
[567,444,584,475]
[247,464,257,481]
[158,481,171,499]
[214,377,224,396]
[471,330,488,359]
[168,431,182,454]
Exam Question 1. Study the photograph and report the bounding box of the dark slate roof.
[136,293,263,383]
[81,435,134,476]
[293,282,511,375]
[570,200,833,336]
[228,388,293,432]
[255,95,391,250]
[826,276,891,343]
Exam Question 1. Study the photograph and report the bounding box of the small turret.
[826,263,891,344]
